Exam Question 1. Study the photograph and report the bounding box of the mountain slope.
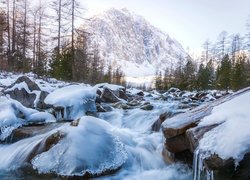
[84,8,187,79]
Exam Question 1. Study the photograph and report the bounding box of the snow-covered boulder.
[0,96,55,141]
[32,116,127,177]
[44,85,96,121]
[2,76,41,108]
[162,87,250,179]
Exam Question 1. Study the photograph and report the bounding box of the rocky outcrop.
[3,76,41,108]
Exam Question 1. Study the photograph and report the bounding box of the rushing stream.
[0,99,192,179]
[98,99,192,180]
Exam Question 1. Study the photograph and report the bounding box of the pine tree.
[183,57,196,90]
[197,63,208,90]
[155,70,162,90]
[231,55,247,90]
[206,59,215,88]
[216,54,232,90]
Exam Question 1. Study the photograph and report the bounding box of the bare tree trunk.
[22,0,27,70]
[12,0,16,54]
[37,0,42,70]
[22,0,27,58]
[7,0,11,63]
[32,12,36,71]
[71,0,75,80]
[58,0,61,56]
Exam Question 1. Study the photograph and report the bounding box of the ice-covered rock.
[0,96,55,141]
[0,127,65,169]
[32,116,127,177]
[44,85,96,121]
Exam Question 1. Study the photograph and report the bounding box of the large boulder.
[162,87,250,180]
[32,116,127,177]
[3,76,41,108]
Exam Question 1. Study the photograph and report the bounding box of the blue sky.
[82,0,250,52]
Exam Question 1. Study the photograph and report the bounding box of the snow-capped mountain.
[84,8,187,79]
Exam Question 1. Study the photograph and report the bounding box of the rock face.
[3,76,41,108]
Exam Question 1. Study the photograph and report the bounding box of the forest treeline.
[0,0,125,85]
[155,26,250,91]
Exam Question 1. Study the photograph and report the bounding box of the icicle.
[193,149,214,180]
[63,107,67,120]
[55,110,62,121]
[206,169,214,180]
[193,149,200,180]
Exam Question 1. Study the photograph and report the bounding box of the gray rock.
[127,99,141,106]
[36,91,50,109]
[101,87,120,103]
[118,90,129,101]
[3,76,41,108]
[140,104,153,111]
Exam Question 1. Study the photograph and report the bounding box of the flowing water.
[0,99,193,179]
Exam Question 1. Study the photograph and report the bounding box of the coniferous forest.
[0,0,125,85]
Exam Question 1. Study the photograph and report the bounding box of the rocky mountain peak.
[84,8,188,78]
